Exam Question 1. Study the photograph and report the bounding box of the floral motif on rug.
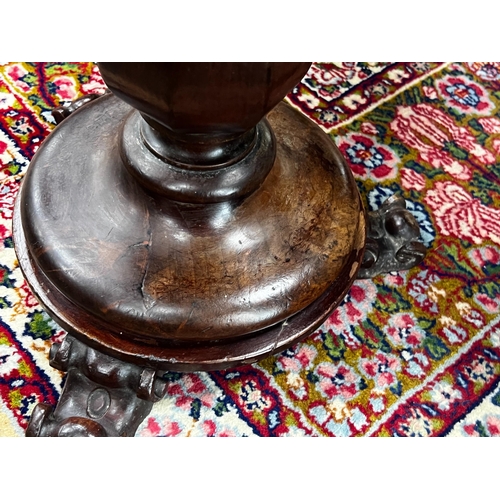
[0,62,499,436]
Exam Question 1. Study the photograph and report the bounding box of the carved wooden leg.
[26,335,168,437]
[358,194,428,279]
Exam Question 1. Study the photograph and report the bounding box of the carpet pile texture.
[1,62,500,437]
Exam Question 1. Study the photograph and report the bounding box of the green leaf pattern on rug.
[24,312,57,340]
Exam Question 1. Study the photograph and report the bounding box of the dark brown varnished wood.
[26,335,168,437]
[19,96,364,348]
[13,63,368,435]
[98,63,311,168]
[358,194,427,278]
[52,92,104,124]
[14,191,364,372]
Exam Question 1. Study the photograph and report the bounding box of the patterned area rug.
[1,62,500,437]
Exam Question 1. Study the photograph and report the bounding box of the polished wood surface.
[98,62,311,168]
[26,335,167,437]
[20,95,363,345]
[14,62,366,371]
[14,192,364,371]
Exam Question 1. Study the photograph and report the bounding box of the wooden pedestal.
[12,63,424,436]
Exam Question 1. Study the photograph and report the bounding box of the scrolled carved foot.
[26,335,168,437]
[357,194,427,279]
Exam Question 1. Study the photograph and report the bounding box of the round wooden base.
[13,95,365,372]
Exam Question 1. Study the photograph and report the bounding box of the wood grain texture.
[19,96,363,343]
[98,62,311,167]
[14,63,366,372]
